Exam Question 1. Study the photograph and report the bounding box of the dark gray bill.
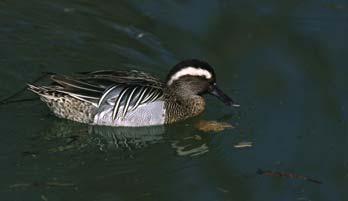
[209,85,240,107]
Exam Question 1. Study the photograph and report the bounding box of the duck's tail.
[27,83,95,123]
[27,84,61,102]
[27,84,45,95]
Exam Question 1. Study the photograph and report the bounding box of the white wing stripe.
[122,86,138,117]
[112,88,129,120]
[131,87,148,111]
[98,85,118,106]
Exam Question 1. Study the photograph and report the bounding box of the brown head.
[166,59,239,107]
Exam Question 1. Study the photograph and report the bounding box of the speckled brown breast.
[164,95,206,124]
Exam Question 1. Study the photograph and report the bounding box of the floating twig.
[10,181,76,188]
[0,98,38,105]
[46,182,75,187]
[216,187,229,193]
[234,141,253,148]
[257,169,322,184]
[41,195,48,201]
[9,183,31,188]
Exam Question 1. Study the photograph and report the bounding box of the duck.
[28,59,239,127]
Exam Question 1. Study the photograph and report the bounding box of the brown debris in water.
[195,120,234,132]
[257,169,322,184]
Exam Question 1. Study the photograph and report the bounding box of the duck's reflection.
[39,119,211,157]
[88,125,165,151]
[171,135,210,157]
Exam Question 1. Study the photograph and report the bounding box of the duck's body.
[28,59,237,127]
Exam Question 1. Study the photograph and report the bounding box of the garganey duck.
[28,59,239,127]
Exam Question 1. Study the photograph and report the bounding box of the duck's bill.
[209,85,240,107]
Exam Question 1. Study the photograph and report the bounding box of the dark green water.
[1,1,347,200]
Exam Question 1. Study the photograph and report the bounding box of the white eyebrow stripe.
[167,67,212,85]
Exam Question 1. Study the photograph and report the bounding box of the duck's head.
[166,59,239,107]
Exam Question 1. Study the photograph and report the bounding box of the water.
[1,0,347,200]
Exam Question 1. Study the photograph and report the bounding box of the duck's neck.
[164,86,206,124]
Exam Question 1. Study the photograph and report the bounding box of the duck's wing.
[47,70,165,119]
[76,70,164,89]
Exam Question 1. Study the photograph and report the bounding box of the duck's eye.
[207,83,214,90]
[208,81,216,86]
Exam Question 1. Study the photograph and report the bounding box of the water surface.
[0,0,347,201]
